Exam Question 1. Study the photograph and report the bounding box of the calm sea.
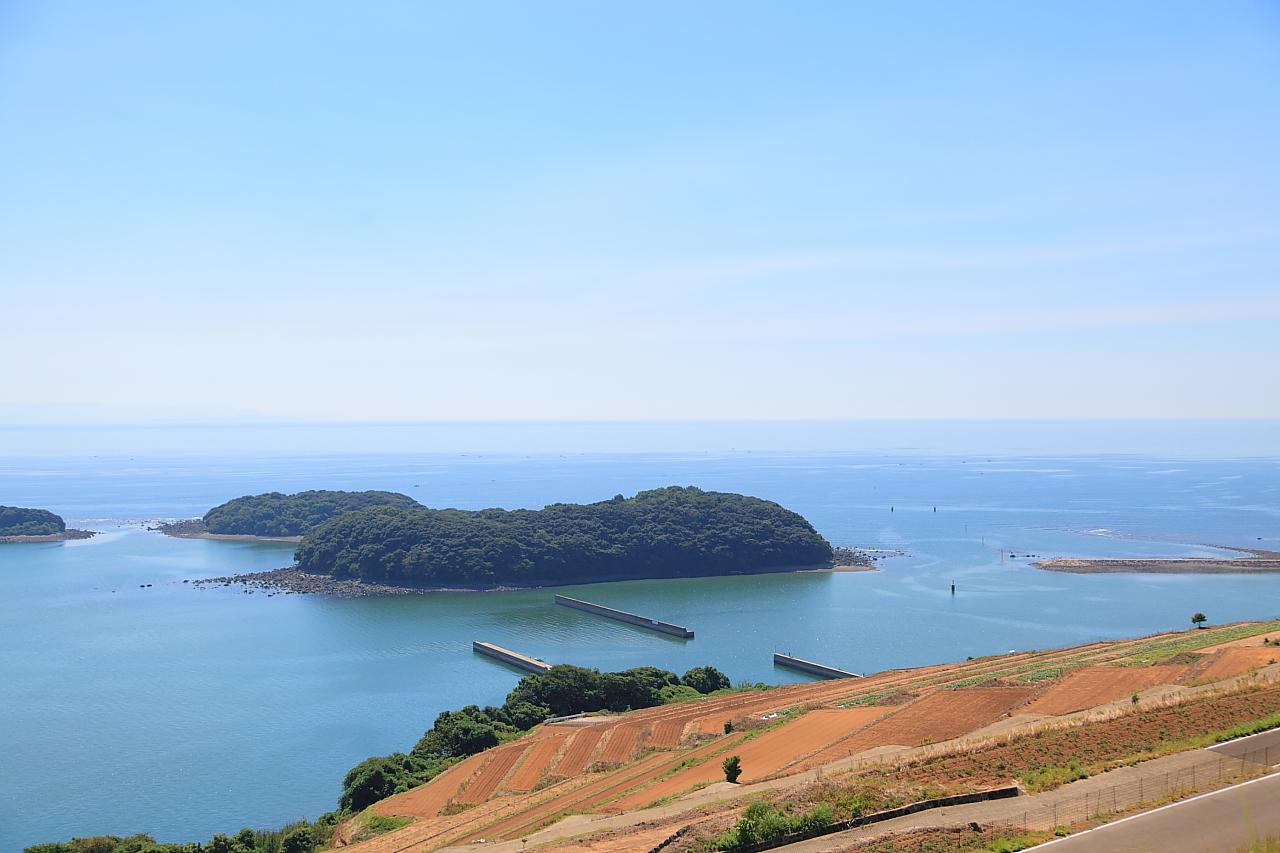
[2,433,1279,849]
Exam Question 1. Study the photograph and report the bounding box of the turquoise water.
[2,449,1279,849]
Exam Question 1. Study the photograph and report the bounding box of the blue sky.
[2,1,1278,423]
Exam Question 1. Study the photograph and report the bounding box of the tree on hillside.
[682,665,731,693]
[1192,612,1208,629]
[723,754,742,783]
[280,826,316,853]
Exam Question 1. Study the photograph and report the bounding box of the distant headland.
[156,489,419,542]
[1035,545,1280,574]
[0,506,95,543]
[170,486,870,594]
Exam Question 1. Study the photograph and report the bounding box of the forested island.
[160,490,420,539]
[0,506,94,542]
[293,486,835,588]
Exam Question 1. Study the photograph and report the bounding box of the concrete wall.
[772,652,861,679]
[554,595,694,638]
[473,641,551,673]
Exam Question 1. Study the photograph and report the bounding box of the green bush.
[659,684,703,703]
[682,666,731,693]
[340,753,449,812]
[714,801,835,850]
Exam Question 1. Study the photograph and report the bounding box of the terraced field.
[1195,646,1280,682]
[505,731,568,792]
[1023,664,1188,716]
[551,724,608,775]
[343,621,1279,852]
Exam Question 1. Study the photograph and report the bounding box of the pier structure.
[473,641,552,673]
[772,652,862,679]
[553,594,694,638]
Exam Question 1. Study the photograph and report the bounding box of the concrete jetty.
[473,641,552,674]
[772,652,862,679]
[554,594,694,638]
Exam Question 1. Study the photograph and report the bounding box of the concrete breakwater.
[554,594,694,638]
[772,652,862,679]
[473,641,552,673]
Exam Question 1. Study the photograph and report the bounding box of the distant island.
[0,506,95,543]
[293,486,837,589]
[158,489,419,541]
[179,486,862,593]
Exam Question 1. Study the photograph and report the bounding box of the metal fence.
[850,745,1277,852]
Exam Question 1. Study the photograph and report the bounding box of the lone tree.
[1192,612,1208,629]
[723,754,742,783]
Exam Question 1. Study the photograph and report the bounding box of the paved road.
[1023,770,1280,852]
[775,733,1280,853]
[1206,727,1280,764]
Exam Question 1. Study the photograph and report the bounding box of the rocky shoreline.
[191,547,884,598]
[832,545,897,569]
[192,567,542,597]
[0,529,96,544]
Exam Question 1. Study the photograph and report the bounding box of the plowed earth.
[457,742,528,803]
[1023,665,1187,716]
[599,722,643,764]
[341,623,1277,853]
[504,731,568,792]
[601,706,893,812]
[1196,647,1280,683]
[789,686,1039,772]
[553,724,608,775]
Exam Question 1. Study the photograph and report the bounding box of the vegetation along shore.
[0,505,95,543]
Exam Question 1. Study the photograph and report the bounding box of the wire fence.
[853,745,1277,852]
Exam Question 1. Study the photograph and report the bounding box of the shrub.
[659,684,703,704]
[682,666,731,694]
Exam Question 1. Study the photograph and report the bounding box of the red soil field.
[505,731,569,792]
[891,684,1280,790]
[372,751,487,817]
[598,722,643,764]
[602,706,893,810]
[457,752,676,843]
[792,686,1038,770]
[693,694,806,734]
[457,742,529,803]
[1023,665,1186,716]
[649,717,691,748]
[1197,647,1280,682]
[347,628,1275,853]
[552,724,609,775]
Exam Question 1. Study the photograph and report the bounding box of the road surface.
[1023,770,1280,852]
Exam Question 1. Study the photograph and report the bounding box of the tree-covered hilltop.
[203,490,420,537]
[0,506,66,536]
[295,486,833,586]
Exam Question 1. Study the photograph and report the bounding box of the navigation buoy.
[951,582,956,595]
